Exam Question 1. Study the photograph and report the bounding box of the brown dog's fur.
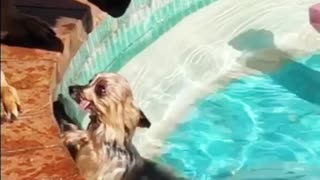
[63,73,184,180]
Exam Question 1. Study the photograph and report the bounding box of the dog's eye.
[95,84,107,96]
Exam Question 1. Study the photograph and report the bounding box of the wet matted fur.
[62,73,186,180]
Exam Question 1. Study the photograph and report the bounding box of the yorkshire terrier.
[62,73,186,180]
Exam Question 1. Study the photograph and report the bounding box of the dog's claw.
[1,85,21,123]
[61,130,89,147]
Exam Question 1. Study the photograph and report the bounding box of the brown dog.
[1,0,56,122]
[63,73,185,180]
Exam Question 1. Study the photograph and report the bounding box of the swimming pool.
[56,0,320,179]
[119,0,320,179]
[159,53,320,179]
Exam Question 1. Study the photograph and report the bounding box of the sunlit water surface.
[160,53,320,180]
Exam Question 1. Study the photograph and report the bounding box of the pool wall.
[55,0,217,128]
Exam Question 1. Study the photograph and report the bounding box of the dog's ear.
[138,110,151,128]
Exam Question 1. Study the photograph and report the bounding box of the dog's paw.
[1,85,21,122]
[5,13,55,44]
[61,130,89,147]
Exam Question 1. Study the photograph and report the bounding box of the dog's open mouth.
[79,99,91,113]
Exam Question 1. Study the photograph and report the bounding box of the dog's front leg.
[1,70,21,122]
[1,0,56,43]
[62,129,90,149]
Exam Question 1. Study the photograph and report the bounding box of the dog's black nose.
[69,86,75,96]
[69,85,83,96]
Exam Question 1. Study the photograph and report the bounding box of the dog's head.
[69,73,151,136]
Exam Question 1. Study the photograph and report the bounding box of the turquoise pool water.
[160,53,320,179]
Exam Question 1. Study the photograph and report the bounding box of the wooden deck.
[1,0,106,179]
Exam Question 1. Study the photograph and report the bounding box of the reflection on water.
[230,29,320,105]
[159,53,320,180]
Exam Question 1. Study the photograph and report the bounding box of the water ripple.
[160,53,320,179]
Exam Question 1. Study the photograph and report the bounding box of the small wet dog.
[0,0,132,122]
[62,73,186,180]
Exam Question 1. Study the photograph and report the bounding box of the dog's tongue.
[79,100,90,111]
